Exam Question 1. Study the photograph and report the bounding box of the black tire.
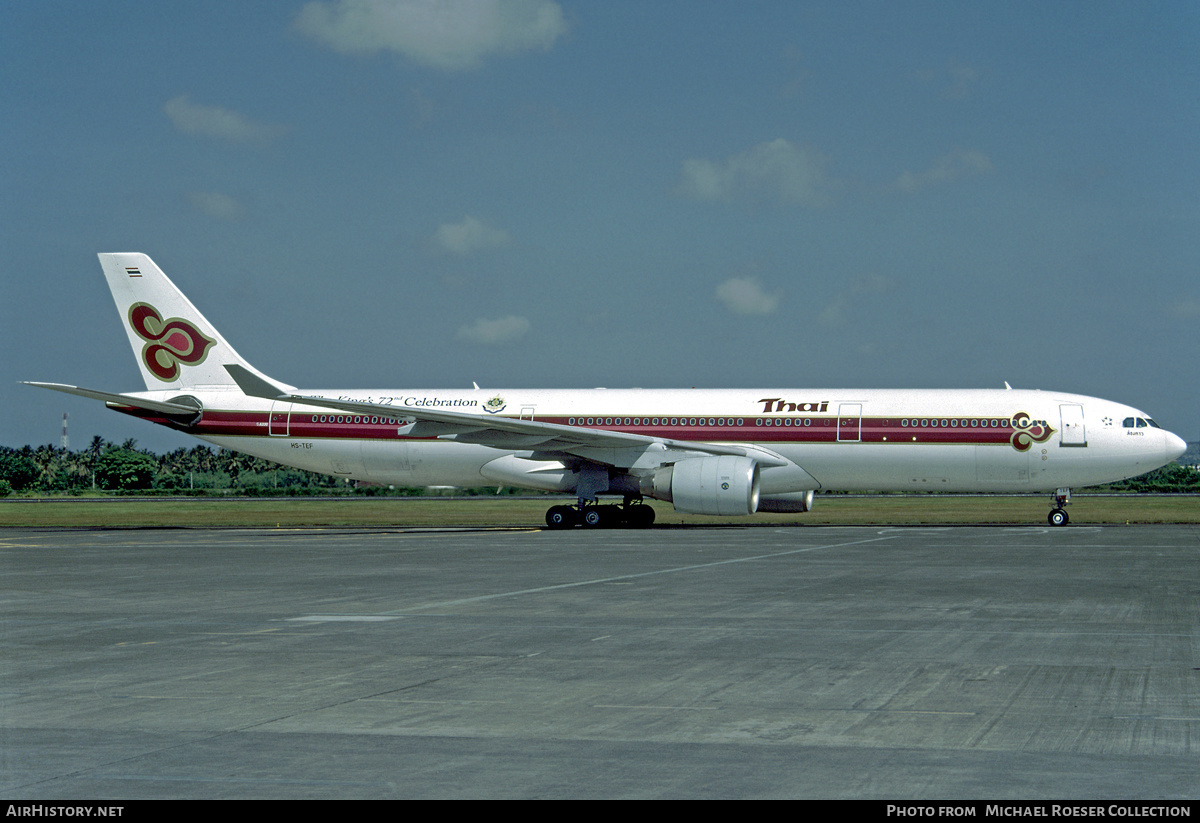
[1048,508,1069,527]
[546,506,577,529]
[627,504,655,528]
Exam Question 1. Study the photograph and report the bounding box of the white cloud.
[715,277,780,315]
[818,275,895,327]
[163,95,280,144]
[816,295,850,327]
[917,58,980,101]
[896,149,993,193]
[432,216,510,255]
[457,315,531,345]
[942,59,980,101]
[188,191,245,220]
[295,0,568,71]
[1167,298,1200,319]
[677,138,833,207]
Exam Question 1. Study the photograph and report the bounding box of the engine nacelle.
[756,490,815,513]
[642,455,760,516]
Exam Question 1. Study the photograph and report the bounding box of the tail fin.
[99,253,283,392]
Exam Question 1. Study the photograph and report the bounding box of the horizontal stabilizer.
[22,382,202,415]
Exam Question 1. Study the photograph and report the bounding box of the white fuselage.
[122,386,1186,495]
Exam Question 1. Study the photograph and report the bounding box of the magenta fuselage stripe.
[114,407,1031,446]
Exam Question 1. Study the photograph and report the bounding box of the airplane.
[25,253,1187,528]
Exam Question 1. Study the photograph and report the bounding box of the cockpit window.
[1124,416,1159,429]
[1123,417,1135,428]
[1147,419,1161,428]
[1136,418,1147,428]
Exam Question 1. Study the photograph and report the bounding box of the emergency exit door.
[269,401,291,436]
[838,404,862,442]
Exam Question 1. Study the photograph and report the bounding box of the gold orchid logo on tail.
[1010,411,1055,452]
[128,302,216,381]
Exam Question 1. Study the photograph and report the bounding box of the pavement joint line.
[383,533,900,615]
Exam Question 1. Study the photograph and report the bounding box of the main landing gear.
[545,496,656,529]
[1048,488,1071,527]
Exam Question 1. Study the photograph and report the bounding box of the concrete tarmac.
[2,525,1198,799]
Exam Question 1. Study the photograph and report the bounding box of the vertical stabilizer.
[98,253,281,392]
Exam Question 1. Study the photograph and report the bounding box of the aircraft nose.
[1165,431,1187,463]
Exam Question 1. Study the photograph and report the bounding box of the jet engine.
[642,455,760,516]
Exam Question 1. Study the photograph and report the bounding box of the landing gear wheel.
[1048,508,1069,527]
[627,503,655,528]
[546,505,578,529]
[545,500,656,530]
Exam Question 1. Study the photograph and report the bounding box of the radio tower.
[61,413,69,450]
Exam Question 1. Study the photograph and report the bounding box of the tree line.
[0,439,1196,497]
[0,438,501,497]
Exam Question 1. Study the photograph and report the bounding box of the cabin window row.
[308,415,401,425]
[901,418,1011,429]
[567,417,745,427]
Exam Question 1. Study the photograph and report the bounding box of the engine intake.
[643,455,760,516]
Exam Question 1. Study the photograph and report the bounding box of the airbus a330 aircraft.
[27,253,1187,528]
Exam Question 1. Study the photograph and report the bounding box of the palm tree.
[191,445,217,474]
[87,436,107,489]
[30,444,59,490]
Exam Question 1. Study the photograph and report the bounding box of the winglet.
[224,365,289,399]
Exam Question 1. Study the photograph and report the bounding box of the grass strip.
[2,495,1197,528]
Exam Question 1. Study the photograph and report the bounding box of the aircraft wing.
[224,366,789,470]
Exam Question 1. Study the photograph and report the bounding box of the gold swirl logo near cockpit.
[128,302,216,382]
[1010,411,1055,452]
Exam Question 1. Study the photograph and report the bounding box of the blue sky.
[3,0,1198,453]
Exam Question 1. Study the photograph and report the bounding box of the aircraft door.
[269,401,291,436]
[1059,404,1087,447]
[837,404,862,442]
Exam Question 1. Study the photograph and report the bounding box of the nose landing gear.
[1048,489,1071,526]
